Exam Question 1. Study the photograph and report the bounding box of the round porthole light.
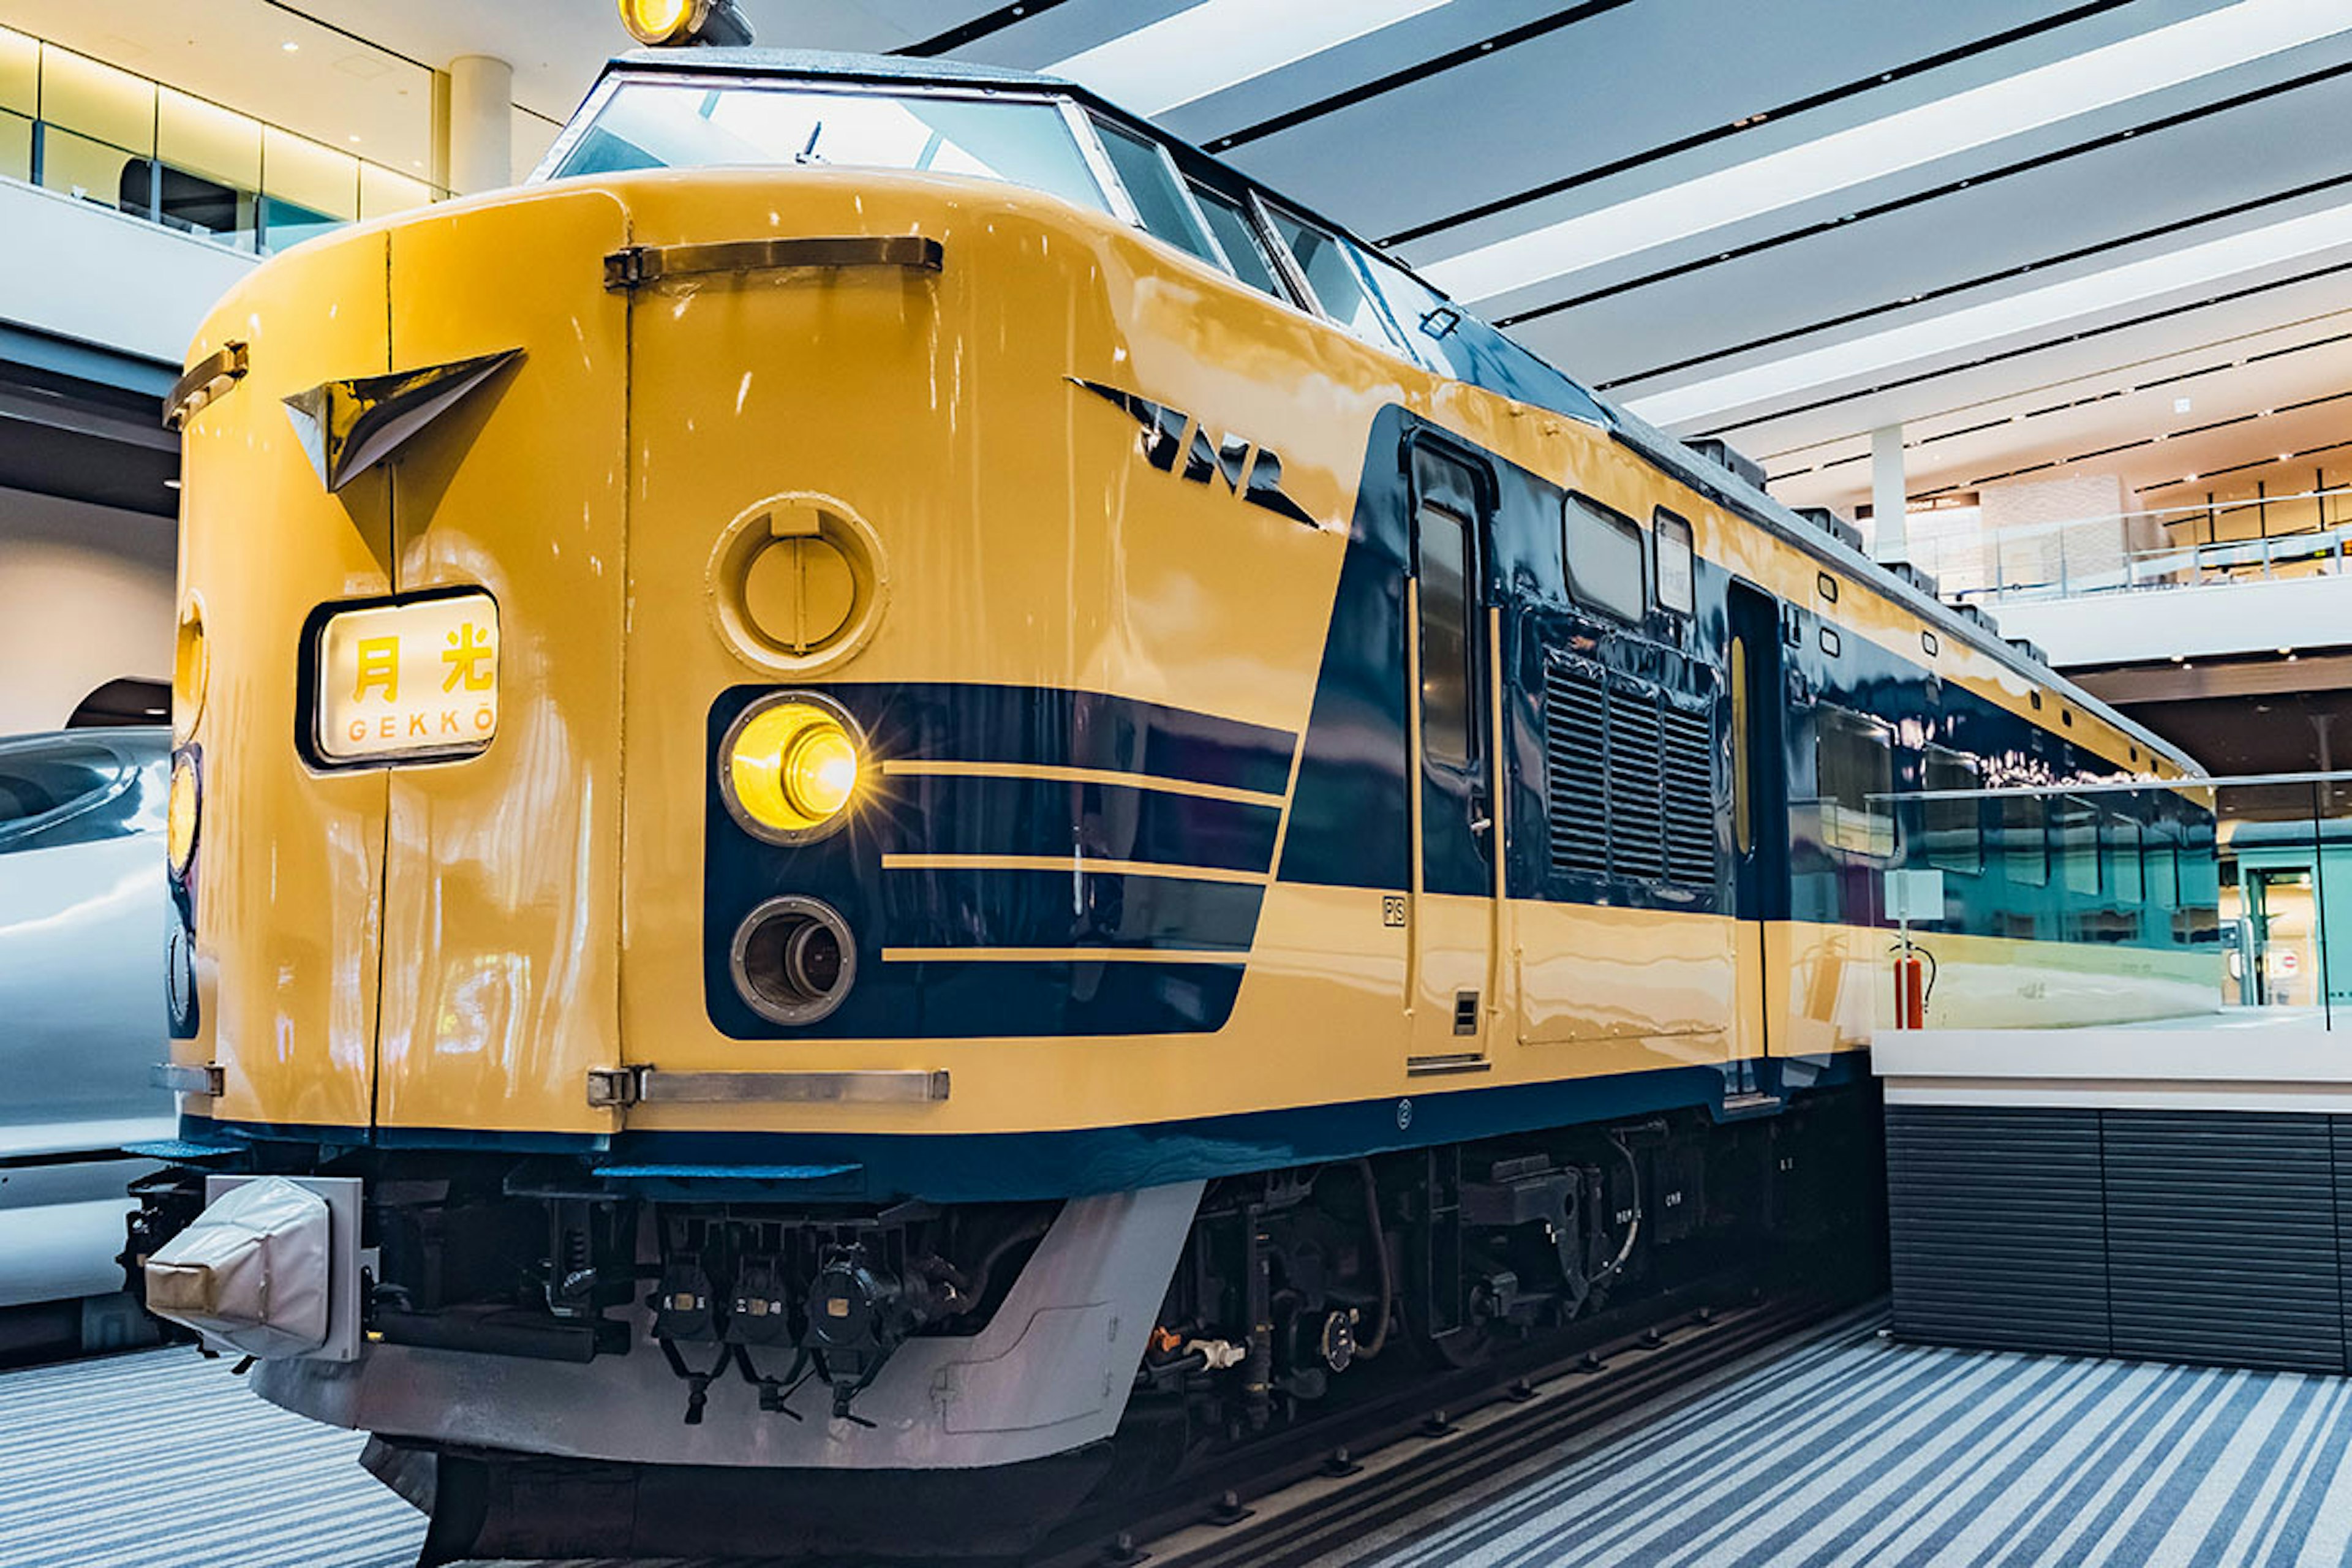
[731,895,857,1025]
[173,598,208,741]
[719,693,864,843]
[166,751,201,876]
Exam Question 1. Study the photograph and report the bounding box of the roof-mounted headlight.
[619,0,753,47]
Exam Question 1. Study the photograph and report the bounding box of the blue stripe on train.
[875,773,1279,872]
[178,1053,1863,1202]
[704,682,1292,1039]
[878,867,1262,952]
[1280,404,2217,957]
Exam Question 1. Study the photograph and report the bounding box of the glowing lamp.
[722,696,863,843]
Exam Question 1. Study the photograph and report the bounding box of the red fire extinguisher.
[1896,943,1928,1030]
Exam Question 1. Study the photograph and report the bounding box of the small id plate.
[314,592,500,763]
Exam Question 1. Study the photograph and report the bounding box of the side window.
[1090,118,1223,269]
[2002,794,2048,888]
[1653,509,1695,616]
[1728,636,1752,856]
[2145,825,2179,906]
[1416,496,1477,774]
[1922,746,1982,874]
[1354,249,1468,373]
[1563,494,1645,622]
[1352,245,1611,423]
[2056,797,2100,894]
[1815,706,1893,858]
[2108,813,2144,902]
[1188,184,1284,298]
[1265,205,1402,353]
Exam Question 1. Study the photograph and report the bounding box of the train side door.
[1726,580,1790,1069]
[1406,445,1499,1071]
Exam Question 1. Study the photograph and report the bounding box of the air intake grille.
[1662,706,1716,886]
[1544,665,1608,877]
[1605,685,1665,881]
[1544,654,1717,888]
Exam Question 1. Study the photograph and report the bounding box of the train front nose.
[166,184,635,1140]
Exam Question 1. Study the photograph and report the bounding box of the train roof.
[560,46,2200,784]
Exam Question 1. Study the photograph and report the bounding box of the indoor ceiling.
[7,0,2344,518]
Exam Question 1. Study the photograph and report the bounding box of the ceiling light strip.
[1768,355,2352,481]
[1426,0,2352,302]
[1683,257,2352,440]
[1596,166,2352,393]
[1498,56,2352,331]
[1755,312,2352,467]
[1046,0,1457,118]
[1380,0,2132,246]
[1627,201,2352,429]
[1209,0,1638,154]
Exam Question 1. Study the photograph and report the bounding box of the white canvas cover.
[144,1176,331,1358]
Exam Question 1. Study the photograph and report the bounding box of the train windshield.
[551,81,1112,215]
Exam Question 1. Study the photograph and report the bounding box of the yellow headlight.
[723,697,862,842]
[166,752,200,875]
[619,0,700,44]
[617,0,752,47]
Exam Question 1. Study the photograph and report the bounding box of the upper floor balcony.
[0,23,445,260]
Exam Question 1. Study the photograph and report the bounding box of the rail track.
[1025,1276,1882,1568]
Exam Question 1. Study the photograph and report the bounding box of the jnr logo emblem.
[1070,377,1317,528]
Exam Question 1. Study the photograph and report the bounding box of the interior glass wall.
[0,23,442,254]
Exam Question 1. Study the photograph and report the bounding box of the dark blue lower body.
[172,1052,1866,1204]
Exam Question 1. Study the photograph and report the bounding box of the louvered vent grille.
[1606,685,1665,881]
[1545,654,1718,888]
[1544,664,1607,876]
[1662,707,1716,886]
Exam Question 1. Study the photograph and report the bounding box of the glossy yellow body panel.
[170,227,393,1129]
[171,164,2213,1144]
[374,187,631,1136]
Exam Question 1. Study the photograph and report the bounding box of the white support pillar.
[445,55,513,197]
[1872,424,1909,565]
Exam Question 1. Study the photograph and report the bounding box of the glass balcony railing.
[0,26,443,255]
[1887,479,2352,606]
[1864,773,2352,1032]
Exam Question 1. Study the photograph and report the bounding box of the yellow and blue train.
[134,24,2220,1559]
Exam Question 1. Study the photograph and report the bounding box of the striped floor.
[13,1324,2352,1566]
[0,1346,424,1568]
[0,1347,710,1568]
[1329,1311,2352,1568]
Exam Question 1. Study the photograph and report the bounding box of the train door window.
[1654,509,1695,616]
[1921,746,1981,874]
[1815,706,1893,858]
[2056,797,2100,894]
[1264,204,1405,353]
[2108,814,2145,902]
[1729,637,1752,854]
[2002,794,2048,888]
[1416,492,1477,774]
[1090,118,1224,268]
[1188,183,1284,297]
[1563,494,1645,622]
[2145,827,2179,907]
